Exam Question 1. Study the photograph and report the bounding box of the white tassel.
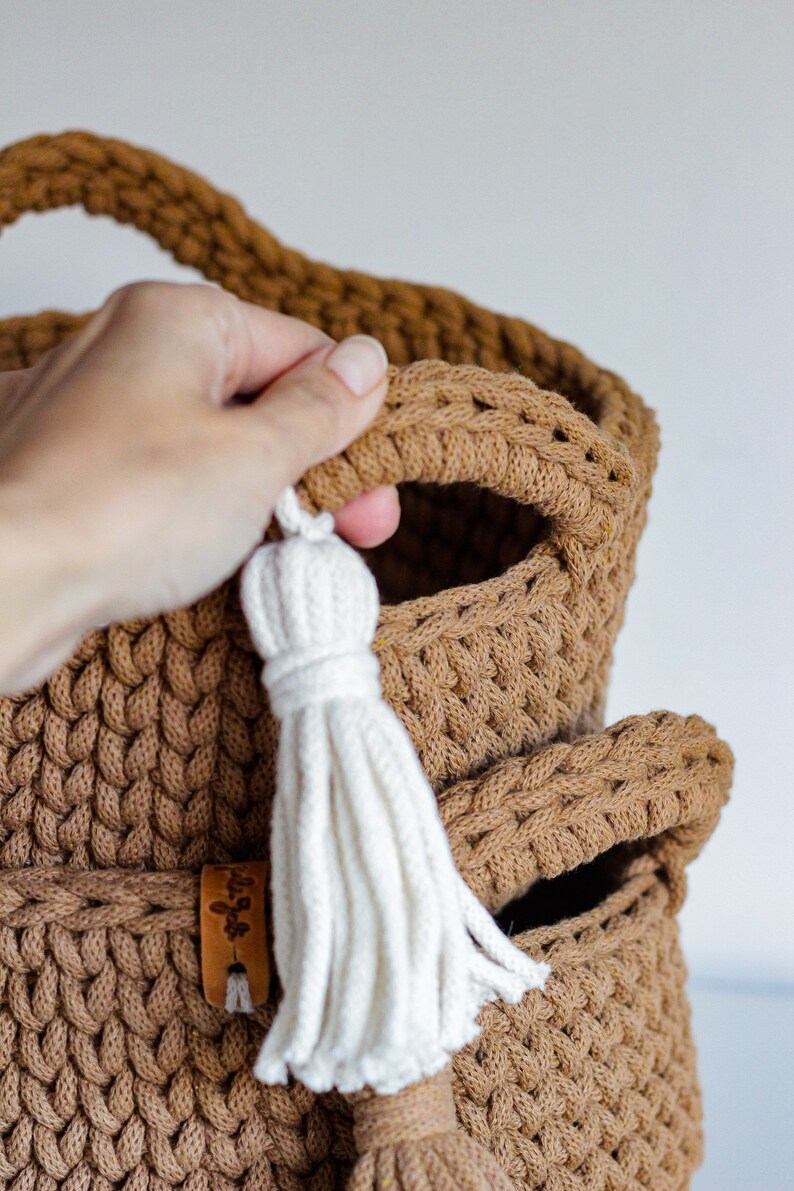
[239,487,550,1095]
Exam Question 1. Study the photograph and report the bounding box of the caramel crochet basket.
[0,132,733,1191]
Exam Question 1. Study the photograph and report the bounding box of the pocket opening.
[365,481,550,603]
[493,845,637,936]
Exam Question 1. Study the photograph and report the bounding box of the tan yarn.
[346,1066,515,1190]
[0,131,732,1191]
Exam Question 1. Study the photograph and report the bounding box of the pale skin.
[0,280,399,695]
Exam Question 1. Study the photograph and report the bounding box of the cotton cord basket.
[0,130,733,1191]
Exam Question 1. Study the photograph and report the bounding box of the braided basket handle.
[0,131,636,575]
[440,710,734,914]
[0,130,304,301]
[302,359,636,581]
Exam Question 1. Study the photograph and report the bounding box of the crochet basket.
[0,132,733,1191]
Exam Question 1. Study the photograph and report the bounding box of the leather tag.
[200,861,271,1009]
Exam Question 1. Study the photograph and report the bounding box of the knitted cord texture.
[0,131,732,1191]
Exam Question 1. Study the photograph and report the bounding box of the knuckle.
[104,279,165,316]
[101,283,233,392]
[103,280,223,327]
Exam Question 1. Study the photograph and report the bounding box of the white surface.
[0,0,791,985]
[690,983,794,1191]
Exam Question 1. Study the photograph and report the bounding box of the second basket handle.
[301,359,637,583]
[0,129,309,302]
[439,709,734,914]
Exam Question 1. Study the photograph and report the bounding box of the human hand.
[0,281,398,694]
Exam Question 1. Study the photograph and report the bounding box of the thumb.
[239,334,390,488]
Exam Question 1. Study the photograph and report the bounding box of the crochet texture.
[0,131,733,1191]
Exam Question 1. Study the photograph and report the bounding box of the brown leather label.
[200,861,271,1009]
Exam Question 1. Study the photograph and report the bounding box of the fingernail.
[326,335,388,397]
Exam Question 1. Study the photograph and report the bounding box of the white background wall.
[1,4,791,1187]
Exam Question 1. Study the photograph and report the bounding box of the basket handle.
[0,130,309,302]
[440,709,734,914]
[0,132,637,578]
[302,359,636,584]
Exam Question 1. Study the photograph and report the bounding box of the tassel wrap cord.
[239,487,549,1095]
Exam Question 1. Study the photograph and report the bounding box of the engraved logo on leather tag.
[200,861,270,1009]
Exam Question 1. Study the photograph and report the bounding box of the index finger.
[85,282,337,406]
[210,287,336,401]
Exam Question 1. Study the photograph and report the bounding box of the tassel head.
[241,492,381,716]
[242,494,379,651]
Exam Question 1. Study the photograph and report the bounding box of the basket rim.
[0,857,666,957]
[0,312,648,634]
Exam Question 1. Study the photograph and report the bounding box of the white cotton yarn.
[238,486,550,1095]
[224,970,254,1014]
